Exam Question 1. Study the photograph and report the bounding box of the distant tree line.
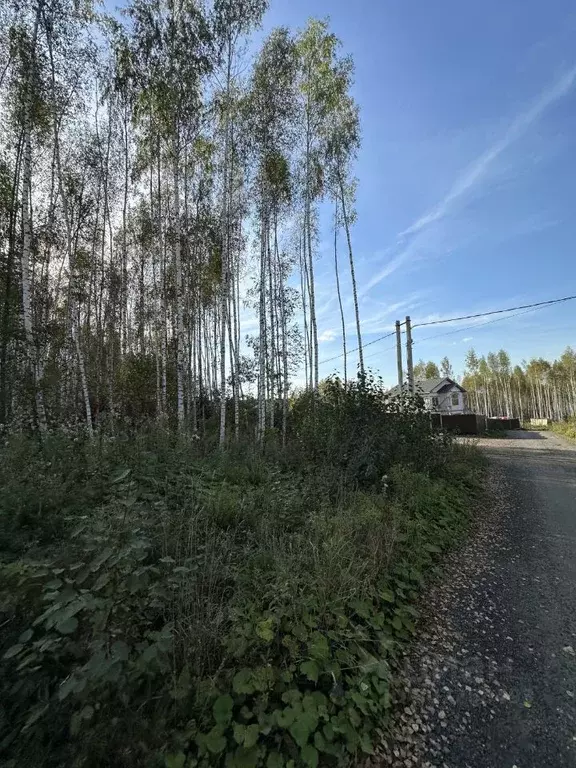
[414,347,576,420]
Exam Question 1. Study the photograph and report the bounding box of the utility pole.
[395,320,404,389]
[405,315,414,394]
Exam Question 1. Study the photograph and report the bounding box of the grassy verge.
[0,387,485,768]
[550,419,576,442]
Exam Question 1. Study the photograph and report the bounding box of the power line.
[412,294,576,329]
[318,292,576,368]
[364,342,397,362]
[319,330,396,366]
[358,305,552,364]
[413,305,544,346]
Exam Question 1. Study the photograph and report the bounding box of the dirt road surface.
[380,431,576,768]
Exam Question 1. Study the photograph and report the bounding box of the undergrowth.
[550,418,576,442]
[0,378,486,768]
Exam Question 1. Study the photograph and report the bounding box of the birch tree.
[41,0,96,436]
[213,0,267,446]
[9,1,49,434]
[125,0,212,428]
[333,199,347,387]
[321,41,364,379]
[462,346,576,420]
[248,27,297,441]
[0,4,367,439]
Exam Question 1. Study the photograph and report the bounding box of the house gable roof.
[388,377,466,396]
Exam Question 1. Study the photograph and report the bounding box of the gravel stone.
[371,431,576,768]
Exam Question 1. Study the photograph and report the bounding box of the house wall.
[424,387,467,414]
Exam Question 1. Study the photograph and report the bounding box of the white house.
[389,377,468,414]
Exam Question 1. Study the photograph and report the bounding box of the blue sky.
[263,0,576,384]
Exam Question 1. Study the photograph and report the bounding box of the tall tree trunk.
[304,96,318,390]
[257,203,267,443]
[158,150,168,418]
[21,115,47,435]
[0,132,23,425]
[267,228,276,430]
[19,6,47,435]
[219,38,232,447]
[173,134,184,428]
[338,172,364,379]
[299,231,310,389]
[121,100,129,357]
[231,216,241,442]
[44,9,92,437]
[273,215,289,446]
[333,198,347,387]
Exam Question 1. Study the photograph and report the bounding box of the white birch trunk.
[45,13,93,437]
[20,5,47,435]
[173,133,185,428]
[21,121,48,435]
[219,40,232,447]
[338,173,364,379]
[333,198,347,387]
[257,205,267,442]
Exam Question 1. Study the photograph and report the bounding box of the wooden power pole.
[395,320,403,389]
[405,315,414,393]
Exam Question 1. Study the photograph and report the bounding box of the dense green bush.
[288,375,451,490]
[0,385,485,768]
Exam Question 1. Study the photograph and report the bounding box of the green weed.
[551,418,576,442]
[0,385,485,768]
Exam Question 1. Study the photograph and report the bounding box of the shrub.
[551,418,576,442]
[0,382,485,768]
[288,374,451,491]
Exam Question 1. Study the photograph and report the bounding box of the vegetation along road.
[380,431,576,767]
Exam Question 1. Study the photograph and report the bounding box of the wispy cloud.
[354,295,424,335]
[363,65,576,295]
[399,66,576,239]
[363,251,412,292]
[319,328,337,343]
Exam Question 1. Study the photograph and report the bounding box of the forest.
[412,347,576,421]
[0,0,366,439]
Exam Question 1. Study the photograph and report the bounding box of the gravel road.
[378,430,576,768]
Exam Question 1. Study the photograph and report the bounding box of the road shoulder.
[372,447,576,768]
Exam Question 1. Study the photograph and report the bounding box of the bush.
[288,374,451,491]
[0,431,107,557]
[551,418,576,442]
[0,383,485,768]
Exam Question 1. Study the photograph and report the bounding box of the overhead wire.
[412,305,545,347]
[317,292,576,369]
[319,329,396,366]
[411,294,576,329]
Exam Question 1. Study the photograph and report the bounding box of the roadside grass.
[519,419,576,441]
[550,419,576,442]
[0,384,486,768]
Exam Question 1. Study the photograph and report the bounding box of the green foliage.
[115,353,159,421]
[0,432,107,556]
[0,387,484,767]
[413,360,440,380]
[551,418,576,442]
[288,373,451,491]
[463,345,576,421]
